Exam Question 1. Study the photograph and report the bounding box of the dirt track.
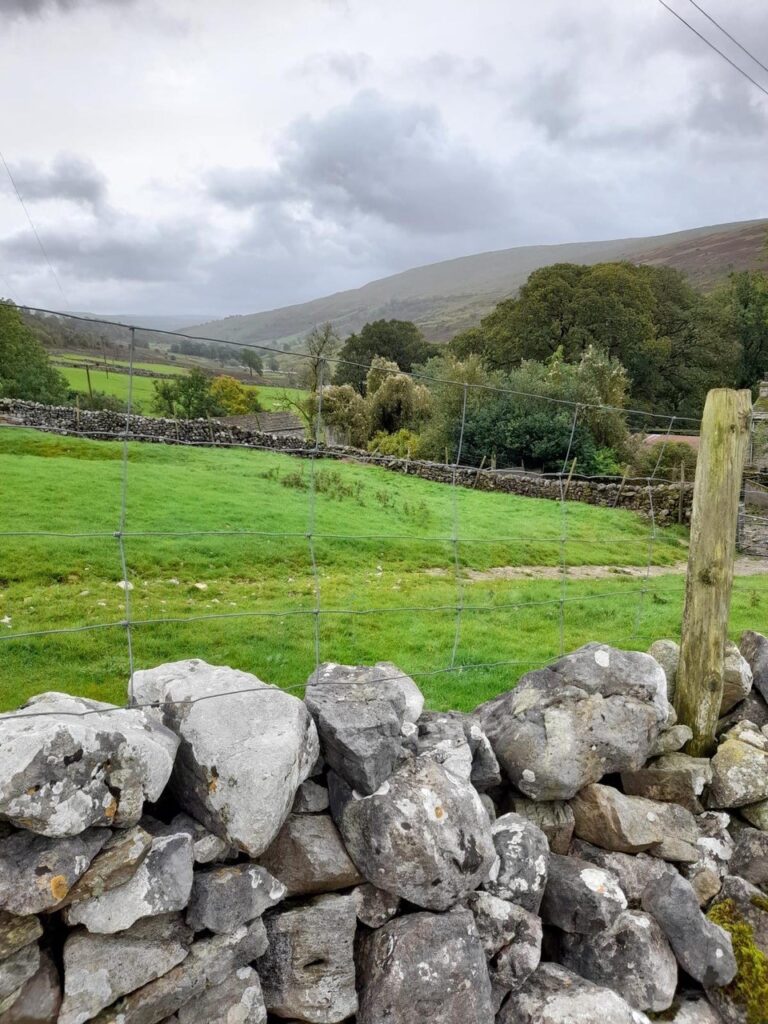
[425,557,768,582]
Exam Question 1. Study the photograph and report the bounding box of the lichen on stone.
[706,897,768,1024]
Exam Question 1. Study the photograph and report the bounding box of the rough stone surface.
[352,883,401,928]
[0,943,40,1001]
[718,690,768,734]
[621,753,713,814]
[560,909,678,1012]
[709,722,768,808]
[0,911,43,960]
[509,798,574,854]
[304,662,411,795]
[568,840,673,905]
[60,826,153,906]
[648,639,679,701]
[329,754,495,911]
[741,797,768,831]
[132,660,319,857]
[258,813,362,896]
[291,780,329,815]
[540,853,627,934]
[640,870,737,987]
[58,914,193,1024]
[667,996,725,1024]
[721,642,753,714]
[739,629,768,702]
[571,783,700,861]
[713,874,768,955]
[682,811,733,905]
[257,893,357,1024]
[0,829,107,915]
[465,891,542,994]
[482,813,549,913]
[186,863,285,934]
[356,908,494,1024]
[175,966,266,1024]
[89,920,268,1024]
[162,815,233,864]
[497,963,652,1024]
[65,833,194,934]
[0,693,178,837]
[650,724,693,757]
[0,952,61,1024]
[410,711,474,781]
[477,644,667,800]
[730,826,768,888]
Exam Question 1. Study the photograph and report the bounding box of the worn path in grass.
[1,427,765,712]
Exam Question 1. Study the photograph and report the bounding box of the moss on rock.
[707,898,768,1024]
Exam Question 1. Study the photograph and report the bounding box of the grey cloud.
[8,154,107,209]
[412,52,495,86]
[1,0,135,17]
[296,51,373,84]
[208,90,509,234]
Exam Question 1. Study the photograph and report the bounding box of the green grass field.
[59,365,306,414]
[1,427,766,713]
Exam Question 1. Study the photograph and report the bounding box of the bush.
[0,302,68,404]
[210,375,262,415]
[367,429,421,457]
[631,439,698,480]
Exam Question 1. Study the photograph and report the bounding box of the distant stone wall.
[1,638,767,1022]
[0,398,693,524]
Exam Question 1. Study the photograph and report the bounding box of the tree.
[283,323,342,438]
[210,375,262,415]
[709,270,768,390]
[333,319,437,393]
[0,301,68,404]
[321,384,371,447]
[151,368,224,419]
[366,357,432,435]
[240,350,264,378]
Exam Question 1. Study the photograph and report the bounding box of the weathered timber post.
[675,388,752,756]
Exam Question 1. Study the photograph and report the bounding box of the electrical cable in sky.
[685,0,768,78]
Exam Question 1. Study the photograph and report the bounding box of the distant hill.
[185,219,768,346]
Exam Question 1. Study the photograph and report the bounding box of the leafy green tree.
[0,301,68,404]
[709,270,768,389]
[151,368,224,419]
[210,375,262,415]
[366,357,432,435]
[321,384,371,447]
[240,349,264,378]
[333,319,437,393]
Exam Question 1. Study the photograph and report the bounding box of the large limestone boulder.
[58,914,193,1024]
[540,853,627,934]
[481,813,549,913]
[709,722,768,808]
[356,908,494,1024]
[497,963,652,1024]
[329,753,496,911]
[132,660,319,856]
[257,893,358,1024]
[185,864,285,934]
[641,870,737,987]
[0,693,178,837]
[571,783,700,861]
[304,661,421,795]
[65,833,194,934]
[0,828,107,914]
[257,813,363,896]
[477,644,667,800]
[560,910,678,1013]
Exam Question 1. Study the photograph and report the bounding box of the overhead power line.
[685,0,768,78]
[0,150,69,307]
[655,0,768,100]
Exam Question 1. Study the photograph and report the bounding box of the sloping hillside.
[186,219,767,345]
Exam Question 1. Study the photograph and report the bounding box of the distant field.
[59,365,306,414]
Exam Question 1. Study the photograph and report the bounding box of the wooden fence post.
[674,388,752,756]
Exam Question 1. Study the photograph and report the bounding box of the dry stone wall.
[0,399,693,523]
[2,637,768,1023]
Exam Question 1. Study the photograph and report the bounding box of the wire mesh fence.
[2,304,762,722]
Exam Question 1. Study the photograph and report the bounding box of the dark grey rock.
[412,711,501,790]
[0,693,178,837]
[291,780,329,814]
[721,642,753,713]
[730,826,768,889]
[0,911,43,960]
[481,813,549,913]
[465,891,542,995]
[186,863,285,934]
[59,914,193,1024]
[257,893,357,1024]
[164,814,233,864]
[89,919,268,1024]
[709,722,768,808]
[568,840,673,905]
[352,883,401,928]
[497,963,653,1023]
[0,951,61,1024]
[175,966,266,1024]
[357,908,494,1024]
[0,942,40,1002]
[641,870,737,986]
[712,874,768,955]
[621,753,713,814]
[329,754,495,911]
[304,661,412,795]
[667,995,725,1023]
[718,690,768,734]
[65,833,194,934]
[681,812,734,905]
[740,629,768,702]
[510,798,574,854]
[258,813,362,896]
[477,644,667,800]
[132,660,319,857]
[560,909,677,1012]
[0,828,107,914]
[651,724,693,757]
[541,853,627,934]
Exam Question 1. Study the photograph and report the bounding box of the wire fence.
[1,305,762,723]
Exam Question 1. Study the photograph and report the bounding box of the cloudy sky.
[0,0,766,318]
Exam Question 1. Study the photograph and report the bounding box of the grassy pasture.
[1,427,766,713]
